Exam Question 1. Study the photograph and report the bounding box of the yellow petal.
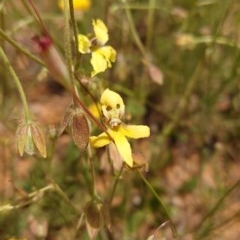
[58,0,91,11]
[92,19,109,45]
[88,103,101,119]
[110,129,133,167]
[91,51,108,76]
[100,46,116,66]
[90,132,111,147]
[90,46,116,76]
[100,89,124,109]
[120,125,150,139]
[78,35,91,54]
[100,89,125,122]
[72,0,91,11]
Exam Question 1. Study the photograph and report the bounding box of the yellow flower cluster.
[78,19,116,76]
[90,89,150,167]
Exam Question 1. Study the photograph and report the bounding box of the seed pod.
[59,105,90,151]
[16,120,47,158]
[72,110,89,151]
[58,107,73,136]
[31,122,47,158]
[85,201,101,239]
[16,121,32,157]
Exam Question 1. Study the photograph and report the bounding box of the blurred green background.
[1,0,240,239]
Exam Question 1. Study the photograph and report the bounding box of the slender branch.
[138,170,178,238]
[0,46,31,121]
[0,184,54,212]
[63,0,75,86]
[196,178,240,233]
[88,145,96,197]
[0,182,81,215]
[27,0,48,34]
[53,182,81,214]
[121,0,146,57]
[146,0,156,50]
[194,35,240,49]
[108,165,124,204]
[69,0,79,57]
[0,28,45,66]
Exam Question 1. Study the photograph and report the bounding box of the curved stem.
[121,0,146,58]
[0,46,31,121]
[196,178,240,236]
[53,182,81,214]
[138,170,178,238]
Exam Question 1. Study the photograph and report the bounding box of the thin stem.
[146,0,156,50]
[0,182,81,215]
[53,182,81,214]
[194,35,240,49]
[121,0,146,58]
[138,170,178,238]
[160,60,202,140]
[75,212,85,239]
[69,0,79,58]
[63,0,75,86]
[108,165,124,204]
[0,184,54,212]
[196,179,240,233]
[27,0,48,34]
[88,145,96,197]
[0,46,31,121]
[0,28,45,66]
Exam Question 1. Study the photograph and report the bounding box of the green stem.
[63,0,75,86]
[69,0,79,58]
[146,0,156,50]
[0,46,31,121]
[108,165,124,204]
[194,35,240,49]
[88,146,96,197]
[121,0,146,57]
[160,60,202,140]
[0,184,54,212]
[0,28,45,66]
[196,178,240,235]
[138,170,178,238]
[54,182,81,214]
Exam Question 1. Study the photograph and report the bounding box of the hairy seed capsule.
[72,111,89,151]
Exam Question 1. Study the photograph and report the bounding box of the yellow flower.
[88,103,101,119]
[78,19,116,76]
[92,19,108,45]
[58,0,91,11]
[90,89,150,167]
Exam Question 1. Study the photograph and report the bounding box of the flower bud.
[32,34,69,85]
[16,120,47,158]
